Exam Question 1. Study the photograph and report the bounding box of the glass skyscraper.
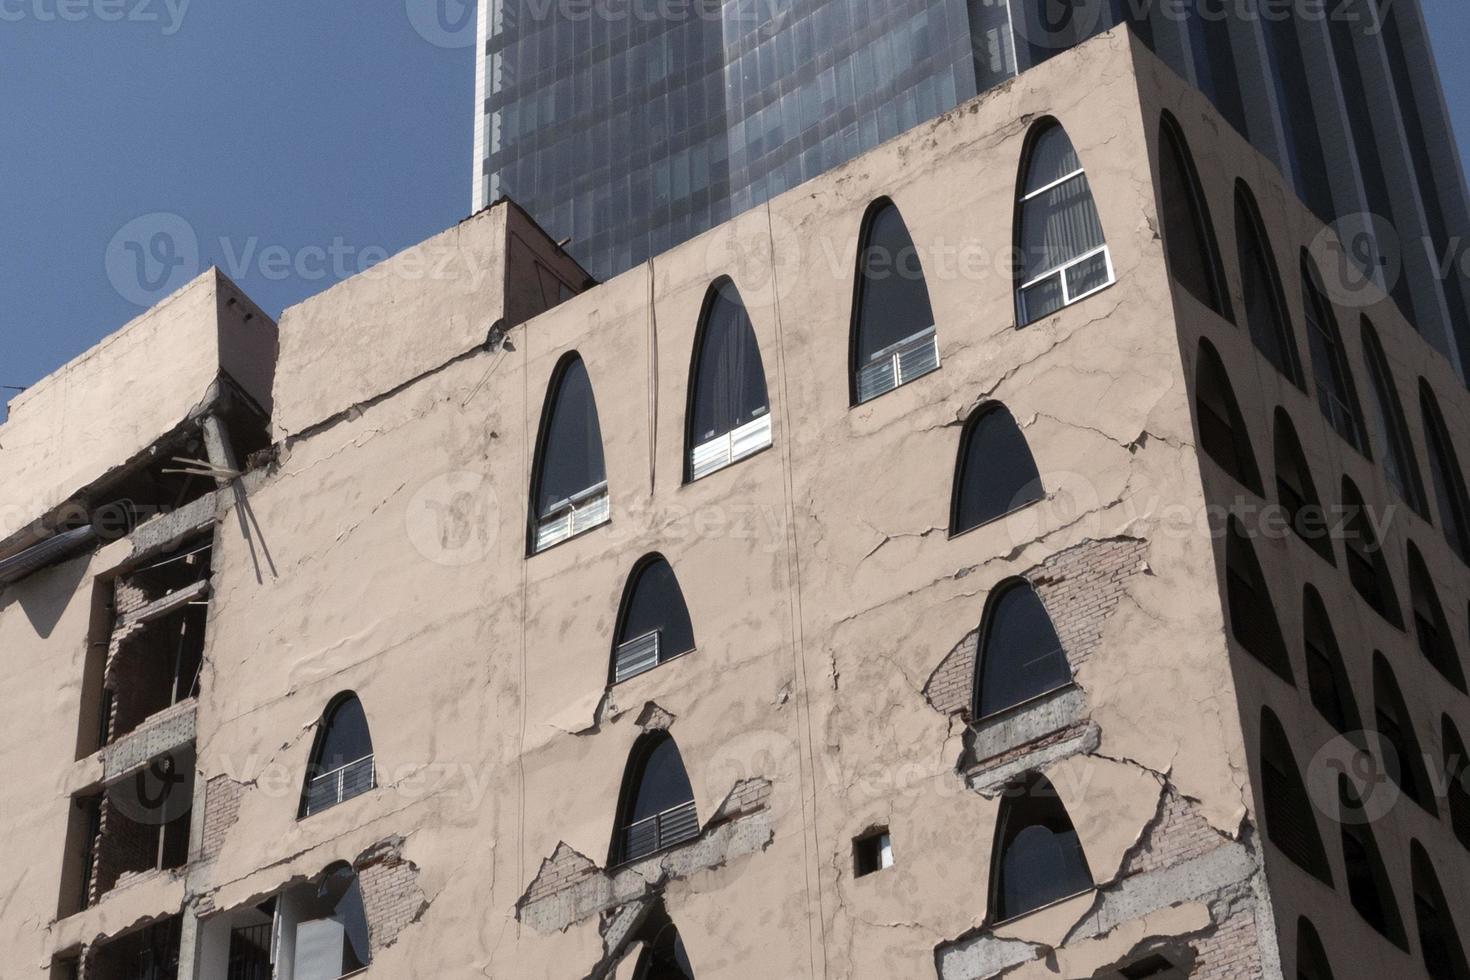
[474,0,1028,281]
[473,0,1470,382]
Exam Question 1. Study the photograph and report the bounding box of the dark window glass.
[1159,113,1232,318]
[1407,544,1467,690]
[951,405,1043,534]
[1226,518,1294,682]
[634,920,695,980]
[1188,1,1248,137]
[1236,186,1305,388]
[615,734,699,864]
[612,555,696,683]
[1339,776,1409,948]
[1302,260,1369,454]
[532,355,607,517]
[300,694,375,818]
[1441,716,1470,851]
[1342,478,1404,628]
[1303,586,1362,735]
[1420,383,1470,564]
[1411,843,1470,980]
[850,199,938,402]
[1373,654,1436,815]
[688,280,769,454]
[1361,320,1430,515]
[974,580,1072,720]
[1016,122,1110,325]
[1274,410,1334,563]
[1196,340,1263,494]
[991,772,1093,921]
[1296,917,1335,980]
[1259,708,1333,883]
[293,865,371,975]
[312,695,373,774]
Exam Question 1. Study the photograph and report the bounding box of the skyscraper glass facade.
[476,0,1037,281]
[473,0,1470,386]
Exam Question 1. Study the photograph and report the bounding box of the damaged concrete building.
[5,24,1470,980]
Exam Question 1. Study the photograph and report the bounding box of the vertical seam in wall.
[764,202,830,979]
[648,259,659,495]
[517,339,530,943]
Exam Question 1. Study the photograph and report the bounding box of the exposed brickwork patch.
[924,537,1149,717]
[355,836,429,952]
[521,842,600,908]
[1123,790,1232,878]
[199,774,245,863]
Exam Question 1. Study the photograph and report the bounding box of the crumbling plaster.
[0,29,1311,979]
[0,269,275,543]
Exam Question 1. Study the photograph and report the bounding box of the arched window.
[613,733,699,864]
[633,916,696,980]
[1235,184,1305,388]
[1420,382,1470,564]
[1361,319,1430,515]
[529,354,609,553]
[300,694,375,818]
[973,580,1071,720]
[1195,339,1263,494]
[686,280,771,480]
[1259,708,1333,883]
[1015,121,1113,326]
[949,405,1043,535]
[1411,842,1470,980]
[611,555,696,684]
[1302,257,1370,454]
[1373,654,1437,815]
[1407,543,1467,691]
[1339,776,1409,949]
[1274,409,1334,563]
[1225,517,1294,682]
[1303,586,1363,735]
[1342,477,1403,627]
[1158,112,1232,318]
[849,199,939,403]
[280,863,372,977]
[1441,716,1470,851]
[990,771,1093,922]
[1296,917,1335,980]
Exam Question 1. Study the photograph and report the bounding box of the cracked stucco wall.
[0,29,1347,979]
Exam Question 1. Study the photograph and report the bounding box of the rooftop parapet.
[270,198,592,440]
[0,268,276,563]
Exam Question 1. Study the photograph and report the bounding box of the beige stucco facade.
[3,28,1466,980]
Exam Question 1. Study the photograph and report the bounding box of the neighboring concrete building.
[473,0,1470,388]
[5,27,1469,980]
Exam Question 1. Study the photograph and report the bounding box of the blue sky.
[2,1,1468,412]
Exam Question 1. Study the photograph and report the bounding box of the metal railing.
[621,799,699,863]
[302,754,375,817]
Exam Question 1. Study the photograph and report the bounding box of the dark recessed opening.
[853,828,893,877]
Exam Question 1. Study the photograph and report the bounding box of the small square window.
[853,829,893,877]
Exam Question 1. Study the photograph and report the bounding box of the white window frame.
[688,411,773,481]
[1017,243,1115,324]
[534,481,610,553]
